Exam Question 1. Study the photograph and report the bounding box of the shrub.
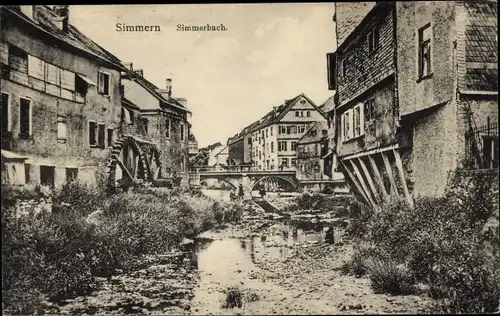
[367,259,416,295]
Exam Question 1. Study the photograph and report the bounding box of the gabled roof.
[320,94,336,114]
[227,120,260,145]
[122,97,141,111]
[122,70,191,114]
[214,145,228,157]
[2,6,124,69]
[297,121,329,145]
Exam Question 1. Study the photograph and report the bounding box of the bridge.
[189,165,299,197]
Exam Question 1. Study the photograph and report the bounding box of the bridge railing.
[190,165,296,174]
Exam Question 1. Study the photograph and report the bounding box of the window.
[298,124,307,133]
[291,125,297,134]
[57,115,67,143]
[367,27,379,54]
[281,158,289,167]
[107,128,114,147]
[278,141,288,152]
[88,121,97,147]
[180,123,185,141]
[364,98,375,122]
[1,93,10,133]
[341,57,348,77]
[291,141,297,151]
[66,168,78,183]
[271,142,274,153]
[19,98,32,137]
[28,55,45,79]
[306,111,311,117]
[98,123,105,149]
[279,125,286,134]
[418,23,432,79]
[247,137,252,145]
[270,127,273,136]
[291,158,297,168]
[128,109,134,126]
[342,110,353,142]
[8,45,28,73]
[165,118,170,138]
[353,104,364,137]
[266,129,268,137]
[286,126,291,134]
[97,71,110,95]
[322,129,328,136]
[295,111,300,117]
[40,165,55,187]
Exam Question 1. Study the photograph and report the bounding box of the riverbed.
[40,189,434,315]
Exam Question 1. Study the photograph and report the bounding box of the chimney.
[273,106,278,118]
[165,78,172,99]
[52,5,69,32]
[123,62,133,71]
[175,97,187,108]
[133,69,143,77]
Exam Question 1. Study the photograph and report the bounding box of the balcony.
[188,140,198,155]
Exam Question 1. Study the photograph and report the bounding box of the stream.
[39,189,431,315]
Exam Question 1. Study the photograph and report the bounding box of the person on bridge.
[238,183,244,200]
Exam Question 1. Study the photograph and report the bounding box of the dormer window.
[341,57,348,77]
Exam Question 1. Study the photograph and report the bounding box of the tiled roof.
[122,97,141,111]
[252,94,304,131]
[297,121,329,145]
[335,2,376,49]
[4,6,123,68]
[122,71,191,113]
[463,1,498,92]
[465,68,498,91]
[320,95,336,114]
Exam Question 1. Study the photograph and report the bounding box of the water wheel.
[107,136,147,191]
[141,143,162,180]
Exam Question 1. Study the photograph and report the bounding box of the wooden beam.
[393,149,413,208]
[368,155,389,202]
[348,159,377,207]
[133,156,140,178]
[116,159,134,180]
[381,151,400,199]
[357,157,380,203]
[341,160,371,207]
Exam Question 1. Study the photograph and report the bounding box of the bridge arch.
[250,175,298,191]
[199,177,238,190]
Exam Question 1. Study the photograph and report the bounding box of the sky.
[70,4,337,147]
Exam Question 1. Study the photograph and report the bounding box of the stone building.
[1,5,125,187]
[327,1,498,207]
[250,93,326,171]
[120,67,192,186]
[296,120,349,193]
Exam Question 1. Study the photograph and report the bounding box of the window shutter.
[327,52,337,91]
[28,55,45,79]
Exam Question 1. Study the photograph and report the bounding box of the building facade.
[121,68,192,185]
[296,120,349,193]
[227,121,258,166]
[328,1,498,207]
[251,94,327,171]
[1,5,125,187]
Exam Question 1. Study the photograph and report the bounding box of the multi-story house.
[1,5,126,187]
[120,66,192,186]
[296,120,349,193]
[227,121,259,166]
[395,0,498,197]
[328,1,498,207]
[251,93,326,171]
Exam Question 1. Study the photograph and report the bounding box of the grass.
[342,173,500,313]
[280,192,355,216]
[221,286,260,309]
[1,181,244,315]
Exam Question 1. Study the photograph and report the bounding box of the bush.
[367,259,416,295]
[345,183,500,312]
[2,183,245,314]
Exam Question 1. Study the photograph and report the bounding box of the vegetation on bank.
[2,181,243,315]
[277,192,354,216]
[342,176,500,313]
